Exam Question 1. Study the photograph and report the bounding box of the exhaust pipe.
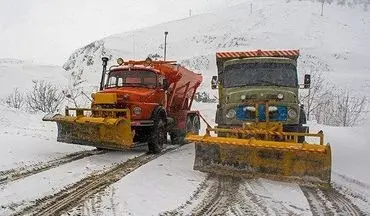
[100,57,109,91]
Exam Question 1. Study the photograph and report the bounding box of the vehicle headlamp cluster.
[288,108,297,119]
[268,106,278,112]
[277,93,284,100]
[226,106,298,120]
[132,107,142,115]
[226,109,236,119]
[117,58,124,66]
[243,106,256,112]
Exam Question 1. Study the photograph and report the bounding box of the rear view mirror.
[163,79,169,90]
[211,76,218,89]
[304,74,311,89]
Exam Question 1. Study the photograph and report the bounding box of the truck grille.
[236,104,287,121]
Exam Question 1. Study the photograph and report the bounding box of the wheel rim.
[186,117,193,133]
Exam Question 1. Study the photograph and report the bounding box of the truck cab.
[213,50,310,141]
[92,65,168,122]
[44,56,202,154]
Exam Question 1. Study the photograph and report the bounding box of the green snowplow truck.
[187,49,332,186]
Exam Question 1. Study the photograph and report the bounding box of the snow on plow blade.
[187,130,331,186]
[43,108,134,150]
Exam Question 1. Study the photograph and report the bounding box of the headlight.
[132,107,142,115]
[288,108,297,119]
[277,93,284,100]
[226,109,236,119]
[117,58,124,65]
[268,106,278,112]
[244,106,256,112]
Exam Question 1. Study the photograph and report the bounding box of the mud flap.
[189,135,331,186]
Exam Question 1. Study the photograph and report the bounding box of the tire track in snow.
[191,176,227,216]
[0,149,105,185]
[301,186,364,216]
[162,175,273,216]
[159,175,213,216]
[332,172,370,207]
[243,179,299,215]
[331,183,369,214]
[13,145,179,216]
[301,186,332,215]
[190,175,245,216]
[238,180,273,215]
[333,172,370,191]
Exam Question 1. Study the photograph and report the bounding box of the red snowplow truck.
[43,57,203,153]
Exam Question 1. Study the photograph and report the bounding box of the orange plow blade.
[43,108,134,150]
[187,128,331,186]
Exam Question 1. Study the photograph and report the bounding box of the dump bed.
[154,63,202,112]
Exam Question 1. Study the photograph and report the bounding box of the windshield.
[105,69,157,88]
[222,63,298,88]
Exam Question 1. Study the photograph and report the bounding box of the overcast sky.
[0,0,246,65]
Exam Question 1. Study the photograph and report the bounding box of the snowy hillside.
[63,0,370,97]
[0,59,67,98]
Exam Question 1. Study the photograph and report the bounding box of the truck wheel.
[186,116,193,133]
[170,114,197,145]
[192,115,200,135]
[299,108,307,124]
[170,131,185,145]
[148,118,166,154]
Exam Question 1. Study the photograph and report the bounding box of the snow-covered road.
[64,143,369,216]
[0,103,369,216]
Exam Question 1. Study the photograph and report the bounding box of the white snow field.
[0,0,369,215]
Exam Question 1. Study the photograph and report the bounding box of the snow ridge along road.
[14,145,180,216]
[0,149,105,185]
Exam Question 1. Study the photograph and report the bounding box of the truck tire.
[186,116,193,133]
[148,118,166,154]
[170,114,199,145]
[170,115,192,145]
[191,115,200,135]
[299,108,307,124]
[170,131,185,145]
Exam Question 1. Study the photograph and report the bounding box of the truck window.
[223,63,298,88]
[105,69,158,88]
[117,77,123,86]
[107,76,117,87]
[157,76,165,89]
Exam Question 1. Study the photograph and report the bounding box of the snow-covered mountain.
[63,0,370,97]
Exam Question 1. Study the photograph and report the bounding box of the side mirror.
[304,74,311,88]
[163,79,169,90]
[211,76,218,89]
